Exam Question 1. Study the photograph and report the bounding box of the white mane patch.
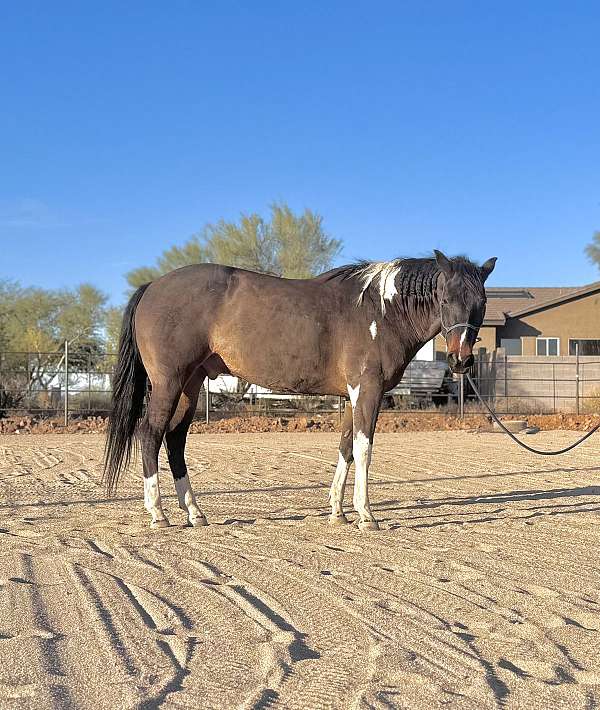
[356,260,403,315]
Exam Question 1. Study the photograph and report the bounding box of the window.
[569,339,600,356]
[501,338,522,355]
[536,337,559,356]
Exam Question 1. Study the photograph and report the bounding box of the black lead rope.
[465,373,600,455]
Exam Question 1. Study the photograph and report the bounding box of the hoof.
[188,515,208,527]
[150,518,171,529]
[328,513,350,526]
[358,519,380,531]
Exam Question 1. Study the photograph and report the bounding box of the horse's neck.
[377,297,441,385]
[390,296,441,347]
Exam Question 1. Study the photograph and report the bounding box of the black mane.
[317,254,484,305]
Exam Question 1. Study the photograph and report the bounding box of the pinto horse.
[103,250,496,530]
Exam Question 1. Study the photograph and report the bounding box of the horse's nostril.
[463,355,474,368]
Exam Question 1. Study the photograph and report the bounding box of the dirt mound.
[0,415,108,435]
[2,411,599,434]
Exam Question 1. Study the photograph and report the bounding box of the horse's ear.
[434,249,452,277]
[480,257,497,282]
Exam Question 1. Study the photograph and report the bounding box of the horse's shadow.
[2,466,599,530]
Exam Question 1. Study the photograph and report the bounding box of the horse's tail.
[103,283,151,496]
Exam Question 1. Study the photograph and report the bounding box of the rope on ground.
[465,373,600,455]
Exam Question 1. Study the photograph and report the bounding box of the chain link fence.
[0,347,457,422]
[1,344,599,422]
[470,350,600,415]
[0,347,117,422]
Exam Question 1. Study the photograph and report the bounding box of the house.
[434,281,600,358]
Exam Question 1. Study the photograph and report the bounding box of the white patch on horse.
[352,430,375,522]
[356,260,402,315]
[174,473,204,524]
[369,320,377,340]
[347,383,360,408]
[144,474,166,523]
[353,430,369,469]
[329,452,351,517]
[460,328,468,350]
[379,263,399,310]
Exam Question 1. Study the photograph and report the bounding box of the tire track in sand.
[158,542,382,710]
[66,559,205,708]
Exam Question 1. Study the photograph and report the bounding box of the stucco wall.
[477,325,497,351]
[475,350,600,413]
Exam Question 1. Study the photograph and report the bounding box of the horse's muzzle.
[447,352,474,374]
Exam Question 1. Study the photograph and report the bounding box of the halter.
[440,316,479,338]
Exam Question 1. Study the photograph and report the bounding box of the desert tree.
[0,282,108,408]
[126,202,342,288]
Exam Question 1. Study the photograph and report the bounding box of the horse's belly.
[211,318,339,395]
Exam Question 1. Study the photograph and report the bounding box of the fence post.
[88,351,92,413]
[64,339,69,426]
[478,347,486,404]
[552,362,556,414]
[205,377,210,424]
[504,352,508,413]
[459,373,464,419]
[575,342,580,415]
[26,352,31,405]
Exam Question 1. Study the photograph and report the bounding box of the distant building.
[434,282,600,358]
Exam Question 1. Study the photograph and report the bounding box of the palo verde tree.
[126,202,342,289]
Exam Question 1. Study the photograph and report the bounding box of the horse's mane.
[317,255,484,316]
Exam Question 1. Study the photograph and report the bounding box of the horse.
[103,250,496,530]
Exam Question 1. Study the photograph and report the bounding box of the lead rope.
[465,372,600,455]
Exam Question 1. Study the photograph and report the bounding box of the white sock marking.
[330,452,351,516]
[369,321,377,340]
[144,473,165,523]
[352,430,374,522]
[174,473,203,522]
[347,383,360,408]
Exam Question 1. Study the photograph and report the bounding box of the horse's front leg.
[329,401,353,525]
[347,374,382,531]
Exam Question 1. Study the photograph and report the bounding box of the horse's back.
[134,263,349,394]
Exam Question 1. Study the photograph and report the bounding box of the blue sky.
[2,2,599,303]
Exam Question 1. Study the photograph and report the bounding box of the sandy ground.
[0,431,599,710]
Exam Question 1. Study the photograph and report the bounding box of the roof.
[483,284,599,326]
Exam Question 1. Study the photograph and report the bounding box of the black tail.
[103,283,151,496]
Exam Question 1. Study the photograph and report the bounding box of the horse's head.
[434,250,497,375]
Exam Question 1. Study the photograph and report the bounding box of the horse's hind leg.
[139,380,181,528]
[165,369,207,527]
[329,401,353,525]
